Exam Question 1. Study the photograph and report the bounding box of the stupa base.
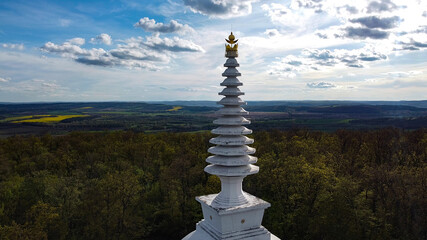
[183,220,280,240]
[182,193,280,240]
[182,224,280,240]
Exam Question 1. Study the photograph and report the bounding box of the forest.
[0,128,426,240]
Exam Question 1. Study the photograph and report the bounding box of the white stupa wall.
[182,33,280,240]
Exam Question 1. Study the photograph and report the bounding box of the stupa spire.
[183,32,279,240]
[205,32,257,208]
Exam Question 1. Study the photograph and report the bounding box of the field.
[166,106,183,111]
[0,101,426,137]
[11,115,89,123]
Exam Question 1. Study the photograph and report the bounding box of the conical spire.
[182,32,279,240]
[204,32,258,207]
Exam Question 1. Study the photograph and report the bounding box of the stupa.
[183,33,280,240]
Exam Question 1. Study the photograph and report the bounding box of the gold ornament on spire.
[225,32,238,44]
[225,32,238,57]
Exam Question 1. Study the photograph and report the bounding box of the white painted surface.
[209,136,254,146]
[218,96,246,106]
[206,155,257,166]
[219,87,245,96]
[213,116,250,125]
[208,145,255,156]
[182,43,280,240]
[211,126,252,135]
[221,77,243,86]
[205,165,258,177]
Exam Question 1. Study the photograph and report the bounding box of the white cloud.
[0,50,225,102]
[1,78,66,96]
[264,29,281,38]
[34,79,63,93]
[41,41,90,58]
[366,0,397,13]
[261,2,337,35]
[362,73,427,88]
[349,16,400,29]
[307,82,336,88]
[1,43,24,50]
[183,0,257,18]
[143,35,205,52]
[40,34,203,70]
[258,0,427,80]
[262,0,427,42]
[0,77,10,82]
[269,45,389,77]
[2,0,426,101]
[90,33,112,45]
[66,37,85,46]
[134,17,194,34]
[59,19,71,27]
[384,70,422,78]
[394,33,427,51]
[111,46,168,62]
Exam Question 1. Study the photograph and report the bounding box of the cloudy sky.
[0,0,426,102]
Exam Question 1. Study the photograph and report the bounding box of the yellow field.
[1,115,51,122]
[166,106,182,111]
[13,115,89,123]
[79,107,93,109]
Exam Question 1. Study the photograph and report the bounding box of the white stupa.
[183,33,280,240]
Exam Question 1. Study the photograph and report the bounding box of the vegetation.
[0,129,425,240]
[0,115,51,123]
[12,115,90,123]
[0,102,426,137]
[166,106,183,112]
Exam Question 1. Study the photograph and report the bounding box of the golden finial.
[225,32,238,57]
[225,32,238,44]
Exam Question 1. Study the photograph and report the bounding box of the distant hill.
[0,101,426,137]
[150,100,427,108]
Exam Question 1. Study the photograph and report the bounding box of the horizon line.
[1,100,427,104]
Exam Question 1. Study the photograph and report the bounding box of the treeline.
[0,129,425,240]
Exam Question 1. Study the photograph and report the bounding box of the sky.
[0,0,426,102]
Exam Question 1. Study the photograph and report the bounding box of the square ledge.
[196,193,271,215]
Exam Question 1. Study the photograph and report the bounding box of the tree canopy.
[0,129,425,239]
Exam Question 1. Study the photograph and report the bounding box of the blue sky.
[0,0,426,102]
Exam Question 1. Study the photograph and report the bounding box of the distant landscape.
[0,100,426,137]
[1,102,426,239]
